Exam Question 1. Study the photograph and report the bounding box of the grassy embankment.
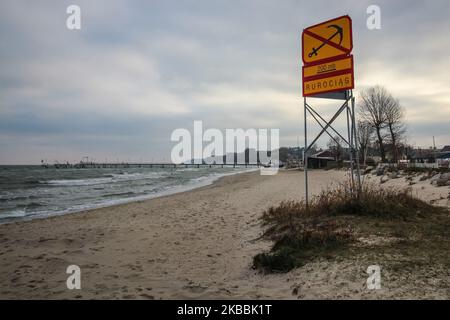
[253,181,449,274]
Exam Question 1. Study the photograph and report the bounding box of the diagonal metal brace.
[305,97,350,152]
[306,105,343,147]
[305,103,350,147]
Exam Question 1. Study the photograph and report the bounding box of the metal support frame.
[303,90,361,205]
[303,97,309,206]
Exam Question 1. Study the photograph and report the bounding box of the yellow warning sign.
[303,71,354,97]
[302,15,353,65]
[303,55,353,79]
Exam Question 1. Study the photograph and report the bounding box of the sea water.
[0,165,253,224]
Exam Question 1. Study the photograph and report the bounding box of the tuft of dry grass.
[253,219,354,273]
[253,181,445,273]
[264,182,439,223]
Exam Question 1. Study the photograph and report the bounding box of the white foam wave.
[42,171,165,186]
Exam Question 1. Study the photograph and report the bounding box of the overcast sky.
[1,0,449,164]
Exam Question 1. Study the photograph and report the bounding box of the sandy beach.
[0,169,449,299]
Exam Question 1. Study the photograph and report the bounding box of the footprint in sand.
[104,274,119,280]
[139,293,154,299]
[182,284,208,294]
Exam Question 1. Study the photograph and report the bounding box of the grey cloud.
[0,0,449,164]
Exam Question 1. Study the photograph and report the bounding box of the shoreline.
[6,170,257,227]
[0,168,258,226]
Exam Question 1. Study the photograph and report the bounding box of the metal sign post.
[303,90,361,204]
[351,94,362,193]
[301,15,360,206]
[303,97,309,206]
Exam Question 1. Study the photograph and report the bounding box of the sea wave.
[0,209,27,219]
[101,191,137,198]
[17,202,46,209]
[40,171,165,186]
[41,177,114,186]
[0,195,39,202]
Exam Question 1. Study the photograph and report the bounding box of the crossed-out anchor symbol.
[308,24,344,58]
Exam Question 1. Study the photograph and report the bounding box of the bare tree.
[327,136,343,161]
[357,121,374,165]
[302,143,319,166]
[385,99,406,162]
[308,143,319,155]
[358,86,397,162]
